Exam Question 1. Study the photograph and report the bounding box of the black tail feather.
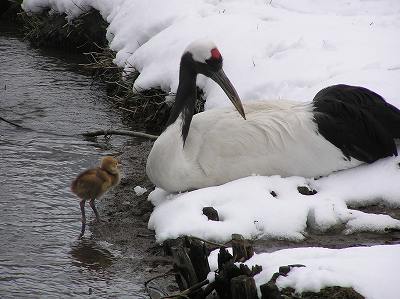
[313,84,400,163]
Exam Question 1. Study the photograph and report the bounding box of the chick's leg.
[79,200,86,239]
[89,199,100,222]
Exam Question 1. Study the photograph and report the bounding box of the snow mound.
[148,156,400,242]
[208,244,400,299]
[22,0,400,110]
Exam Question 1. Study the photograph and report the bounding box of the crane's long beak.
[211,69,246,120]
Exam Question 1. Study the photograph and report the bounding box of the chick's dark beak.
[211,69,246,119]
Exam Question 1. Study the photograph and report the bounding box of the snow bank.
[208,244,400,299]
[22,0,400,110]
[20,1,400,297]
[148,156,400,242]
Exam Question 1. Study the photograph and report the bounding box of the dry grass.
[19,9,108,52]
[20,10,205,133]
[82,46,205,133]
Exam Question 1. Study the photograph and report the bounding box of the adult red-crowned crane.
[146,39,400,193]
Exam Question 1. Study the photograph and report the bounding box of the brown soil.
[88,139,177,298]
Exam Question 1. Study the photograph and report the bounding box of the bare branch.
[82,129,158,140]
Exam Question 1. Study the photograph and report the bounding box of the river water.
[0,26,146,298]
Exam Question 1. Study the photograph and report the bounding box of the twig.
[202,281,216,297]
[82,129,158,140]
[0,116,78,138]
[145,269,175,298]
[0,116,24,128]
[188,236,228,248]
[136,233,156,238]
[145,268,176,288]
[119,107,137,113]
[160,279,210,299]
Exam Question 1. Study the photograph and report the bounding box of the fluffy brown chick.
[71,156,121,239]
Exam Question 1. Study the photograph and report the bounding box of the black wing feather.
[313,84,400,163]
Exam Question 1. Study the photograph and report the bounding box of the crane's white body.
[146,100,362,192]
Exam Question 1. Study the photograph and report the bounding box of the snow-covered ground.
[22,0,400,109]
[22,0,400,297]
[148,156,400,242]
[208,245,400,299]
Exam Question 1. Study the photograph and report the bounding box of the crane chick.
[71,156,121,239]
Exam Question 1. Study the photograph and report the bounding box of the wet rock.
[278,264,305,276]
[297,186,317,195]
[202,206,219,221]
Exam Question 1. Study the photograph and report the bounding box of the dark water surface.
[0,26,145,298]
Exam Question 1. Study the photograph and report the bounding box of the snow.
[133,185,147,196]
[21,0,400,109]
[148,156,400,242]
[21,0,400,297]
[208,245,400,299]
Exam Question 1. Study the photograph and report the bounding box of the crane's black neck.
[165,53,197,145]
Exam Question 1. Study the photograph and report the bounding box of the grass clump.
[20,8,205,132]
[82,48,205,134]
[20,9,108,52]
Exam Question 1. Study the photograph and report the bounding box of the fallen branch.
[145,268,175,298]
[0,116,25,128]
[189,236,228,248]
[160,279,210,299]
[82,129,158,140]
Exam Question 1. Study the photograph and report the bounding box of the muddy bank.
[85,139,177,297]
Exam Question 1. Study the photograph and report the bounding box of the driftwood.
[1,115,158,140]
[186,238,210,282]
[231,234,254,262]
[160,279,209,299]
[82,129,158,140]
[260,281,281,299]
[161,235,262,299]
[170,245,198,291]
[231,275,258,299]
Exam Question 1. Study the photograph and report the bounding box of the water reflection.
[70,239,113,270]
[0,26,143,298]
